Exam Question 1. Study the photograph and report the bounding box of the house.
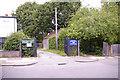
[0,16,17,50]
[43,29,60,49]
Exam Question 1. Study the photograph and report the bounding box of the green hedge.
[49,28,103,55]
[79,38,103,54]
[49,35,56,50]
[49,28,68,51]
[22,43,35,57]
[3,31,31,51]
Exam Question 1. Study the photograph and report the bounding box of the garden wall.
[0,51,20,58]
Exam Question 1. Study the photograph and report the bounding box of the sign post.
[64,38,79,56]
[34,37,37,57]
[69,40,78,46]
[77,40,79,56]
[21,39,37,57]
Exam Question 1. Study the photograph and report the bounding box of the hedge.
[22,43,35,57]
[49,28,68,51]
[49,28,103,55]
[3,31,31,51]
[49,35,56,50]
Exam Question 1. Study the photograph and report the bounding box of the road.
[1,50,119,78]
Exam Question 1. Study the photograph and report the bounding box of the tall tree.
[35,2,81,38]
[65,2,119,53]
[12,2,39,31]
[12,1,81,42]
[67,2,119,44]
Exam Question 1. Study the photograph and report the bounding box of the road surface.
[1,50,119,78]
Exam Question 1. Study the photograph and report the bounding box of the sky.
[0,0,101,16]
[81,0,101,9]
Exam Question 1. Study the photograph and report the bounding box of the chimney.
[5,14,8,16]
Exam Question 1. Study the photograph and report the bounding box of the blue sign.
[69,40,78,45]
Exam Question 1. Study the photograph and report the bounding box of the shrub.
[49,35,56,50]
[3,31,30,51]
[49,28,103,56]
[58,28,68,51]
[79,37,103,54]
[95,47,103,56]
[22,43,35,57]
[49,28,68,51]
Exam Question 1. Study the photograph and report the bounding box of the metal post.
[77,40,79,56]
[67,38,70,56]
[20,42,23,57]
[20,42,22,57]
[55,8,58,51]
[34,37,37,57]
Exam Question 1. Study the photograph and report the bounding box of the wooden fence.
[103,42,120,56]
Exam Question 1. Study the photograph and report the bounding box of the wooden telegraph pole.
[55,8,58,51]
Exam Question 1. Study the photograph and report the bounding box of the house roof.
[44,29,60,39]
[0,16,17,18]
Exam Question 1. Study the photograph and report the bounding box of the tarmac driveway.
[1,50,119,78]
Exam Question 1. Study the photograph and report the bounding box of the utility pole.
[55,8,58,51]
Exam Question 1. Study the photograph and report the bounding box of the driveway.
[1,50,119,78]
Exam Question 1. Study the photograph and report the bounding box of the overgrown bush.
[22,43,35,57]
[79,37,103,54]
[95,47,103,56]
[3,31,30,51]
[49,28,103,56]
[58,28,68,51]
[49,35,56,50]
[49,3,119,56]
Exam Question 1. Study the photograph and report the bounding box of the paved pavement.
[0,50,119,78]
[0,58,39,66]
